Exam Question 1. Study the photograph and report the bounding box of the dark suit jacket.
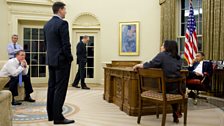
[188,61,212,76]
[43,16,73,66]
[76,41,87,64]
[143,51,182,78]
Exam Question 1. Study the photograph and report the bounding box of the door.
[76,33,97,83]
[22,26,48,83]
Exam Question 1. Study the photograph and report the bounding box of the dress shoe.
[82,86,90,90]
[72,85,80,88]
[188,91,196,98]
[173,111,182,123]
[12,101,22,105]
[48,118,53,121]
[24,97,36,102]
[54,118,75,124]
[173,118,179,123]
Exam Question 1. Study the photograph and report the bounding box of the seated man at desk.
[0,50,35,105]
[187,52,212,89]
[133,40,183,123]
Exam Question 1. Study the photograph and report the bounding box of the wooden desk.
[103,66,188,116]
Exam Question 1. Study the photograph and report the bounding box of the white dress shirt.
[7,42,23,59]
[193,61,203,75]
[0,58,29,77]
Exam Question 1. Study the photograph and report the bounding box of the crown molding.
[6,0,53,6]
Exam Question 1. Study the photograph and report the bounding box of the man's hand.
[195,72,203,77]
[133,64,143,71]
[21,60,27,68]
[192,59,197,64]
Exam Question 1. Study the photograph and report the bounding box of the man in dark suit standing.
[43,2,74,124]
[72,36,90,89]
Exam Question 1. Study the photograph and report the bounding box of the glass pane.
[179,38,185,52]
[198,37,202,51]
[181,23,187,36]
[25,53,30,65]
[196,22,199,34]
[31,53,38,65]
[87,41,94,46]
[32,29,38,40]
[194,13,199,22]
[39,41,46,52]
[24,28,31,40]
[39,29,44,40]
[87,47,94,57]
[192,0,199,7]
[87,58,94,67]
[182,10,186,23]
[87,68,94,78]
[31,66,38,77]
[88,36,94,46]
[184,0,189,9]
[184,15,189,23]
[39,54,46,65]
[199,13,202,22]
[24,41,30,52]
[32,41,38,52]
[199,22,202,35]
[39,66,46,77]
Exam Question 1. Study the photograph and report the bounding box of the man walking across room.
[7,34,23,59]
[43,2,74,124]
[72,35,90,90]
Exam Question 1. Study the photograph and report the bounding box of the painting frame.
[119,21,140,56]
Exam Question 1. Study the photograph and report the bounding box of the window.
[177,0,202,58]
[23,28,46,77]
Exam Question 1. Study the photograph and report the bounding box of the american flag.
[184,1,198,65]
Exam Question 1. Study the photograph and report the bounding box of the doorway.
[74,32,99,84]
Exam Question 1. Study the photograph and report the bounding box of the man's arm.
[18,44,23,51]
[7,44,15,55]
[204,62,212,76]
[59,21,73,62]
[76,43,82,56]
[5,61,24,77]
[21,60,29,75]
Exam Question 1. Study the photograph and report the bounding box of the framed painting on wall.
[119,21,140,56]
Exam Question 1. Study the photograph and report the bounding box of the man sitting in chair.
[0,50,35,105]
[187,52,212,90]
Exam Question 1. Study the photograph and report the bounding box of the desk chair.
[137,68,188,126]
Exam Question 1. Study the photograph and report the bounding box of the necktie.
[194,62,200,69]
[18,62,22,87]
[14,44,17,49]
[18,72,22,87]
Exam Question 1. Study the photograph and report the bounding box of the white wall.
[65,0,161,62]
[65,0,161,84]
[0,0,161,84]
[0,0,9,60]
